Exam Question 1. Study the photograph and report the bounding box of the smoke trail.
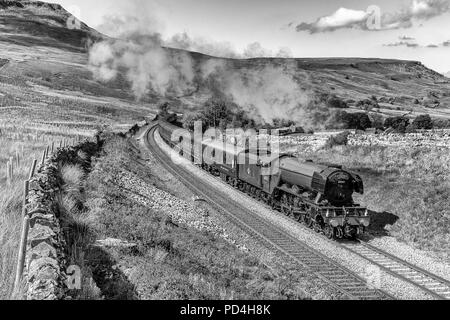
[89,37,196,99]
[88,10,331,128]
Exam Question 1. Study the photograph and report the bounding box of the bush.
[325,132,350,149]
[369,113,384,129]
[158,102,170,118]
[384,116,410,133]
[412,114,433,130]
[327,96,348,109]
[356,99,379,111]
[182,112,207,132]
[334,111,372,130]
[433,119,450,128]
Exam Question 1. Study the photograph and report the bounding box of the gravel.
[367,236,450,282]
[153,128,443,300]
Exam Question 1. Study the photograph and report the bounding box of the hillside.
[1,0,450,125]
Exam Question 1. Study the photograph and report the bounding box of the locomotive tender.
[158,119,369,239]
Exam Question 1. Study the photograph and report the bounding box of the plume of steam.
[167,32,241,58]
[89,37,196,99]
[200,59,319,127]
[243,42,293,58]
[167,33,293,59]
[88,10,330,128]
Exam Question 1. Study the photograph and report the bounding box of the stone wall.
[24,152,66,300]
[275,130,450,153]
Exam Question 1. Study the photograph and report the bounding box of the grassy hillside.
[1,0,450,121]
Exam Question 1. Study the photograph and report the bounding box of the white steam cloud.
[200,59,312,124]
[88,11,318,126]
[89,37,196,99]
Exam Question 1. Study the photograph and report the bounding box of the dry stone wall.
[275,130,450,152]
[22,137,101,300]
[24,153,66,300]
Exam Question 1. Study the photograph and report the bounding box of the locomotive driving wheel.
[280,194,291,216]
[303,210,313,228]
[324,224,336,239]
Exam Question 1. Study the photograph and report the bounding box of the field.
[0,40,153,300]
[279,132,450,260]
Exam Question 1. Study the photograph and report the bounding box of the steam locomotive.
[158,119,369,239]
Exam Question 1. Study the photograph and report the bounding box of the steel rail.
[340,241,450,300]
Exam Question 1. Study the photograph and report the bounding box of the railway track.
[341,241,450,300]
[143,125,394,300]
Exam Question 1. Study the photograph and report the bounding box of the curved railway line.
[143,123,449,300]
[144,124,393,300]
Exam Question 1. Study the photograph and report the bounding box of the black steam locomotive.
[158,119,369,239]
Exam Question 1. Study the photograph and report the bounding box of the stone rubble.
[111,166,248,252]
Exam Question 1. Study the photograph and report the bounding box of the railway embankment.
[30,125,329,300]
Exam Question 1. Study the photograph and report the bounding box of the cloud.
[296,8,369,33]
[383,41,419,48]
[295,0,450,33]
[383,38,450,48]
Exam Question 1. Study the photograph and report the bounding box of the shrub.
[356,99,379,111]
[384,116,410,133]
[326,96,348,109]
[325,131,350,148]
[412,114,433,130]
[334,111,372,130]
[182,112,207,132]
[433,119,450,128]
[157,102,170,119]
[369,113,384,129]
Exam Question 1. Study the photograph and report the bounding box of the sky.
[52,0,450,73]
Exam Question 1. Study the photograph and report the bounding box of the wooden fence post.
[28,159,37,180]
[23,180,29,212]
[6,161,11,185]
[41,149,46,166]
[16,149,20,168]
[9,157,14,180]
[13,215,29,296]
